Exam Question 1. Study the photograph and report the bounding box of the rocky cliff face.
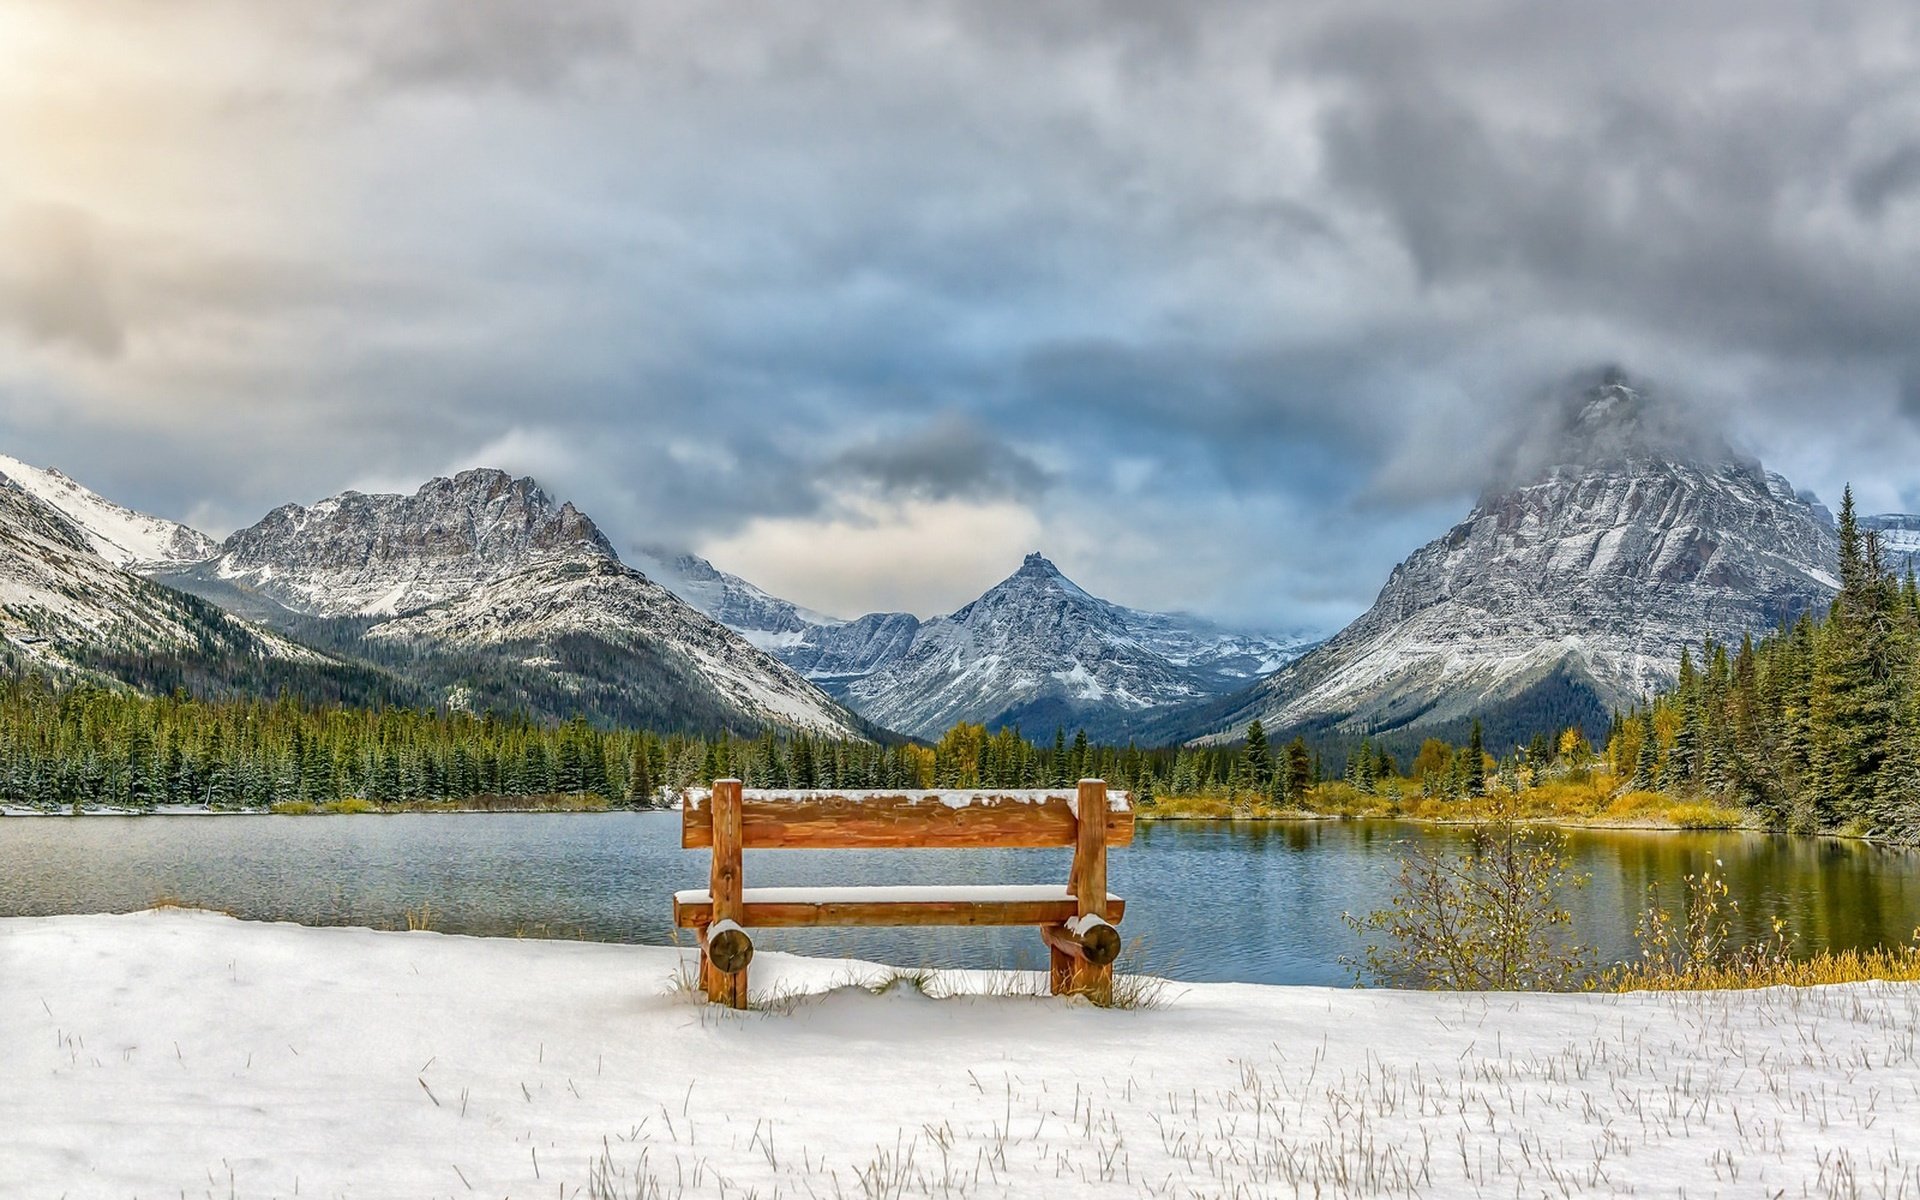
[779,611,926,681]
[1186,377,1841,747]
[199,469,616,617]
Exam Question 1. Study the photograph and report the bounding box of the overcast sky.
[2,1,1917,628]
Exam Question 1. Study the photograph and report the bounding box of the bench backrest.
[682,786,1135,850]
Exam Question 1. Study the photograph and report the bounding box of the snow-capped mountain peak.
[0,452,218,570]
[1184,373,1840,749]
[159,470,862,736]
[827,554,1315,740]
[196,468,617,619]
[0,476,314,674]
[632,545,1318,740]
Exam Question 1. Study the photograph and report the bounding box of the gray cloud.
[1853,145,1920,218]
[830,414,1054,504]
[2,1,1918,628]
[347,3,639,92]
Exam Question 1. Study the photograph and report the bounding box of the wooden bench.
[675,779,1133,1008]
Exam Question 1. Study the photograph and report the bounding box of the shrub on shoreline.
[1348,818,1920,993]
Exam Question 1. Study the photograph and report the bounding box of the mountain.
[795,552,1312,741]
[361,557,866,735]
[162,471,863,737]
[779,611,927,682]
[0,453,217,570]
[629,548,839,652]
[0,474,319,678]
[1862,514,1920,569]
[182,470,615,618]
[632,547,1316,740]
[1172,375,1841,753]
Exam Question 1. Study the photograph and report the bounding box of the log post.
[1040,915,1121,965]
[1068,778,1112,1002]
[706,778,749,1008]
[702,919,754,974]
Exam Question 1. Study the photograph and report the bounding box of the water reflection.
[1,813,1915,987]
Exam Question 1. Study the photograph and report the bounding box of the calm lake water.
[3,813,1918,986]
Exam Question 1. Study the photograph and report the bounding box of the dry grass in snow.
[6,910,1920,1198]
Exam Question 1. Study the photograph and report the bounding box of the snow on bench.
[683,788,1134,813]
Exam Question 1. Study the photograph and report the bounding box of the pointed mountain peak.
[953,553,1097,621]
[1496,368,1736,487]
[999,552,1091,600]
[425,467,559,510]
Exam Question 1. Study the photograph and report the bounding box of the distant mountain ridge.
[4,380,1893,752]
[629,548,839,651]
[1167,374,1844,752]
[638,546,1319,741]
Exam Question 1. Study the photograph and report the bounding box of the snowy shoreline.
[9,910,1919,1197]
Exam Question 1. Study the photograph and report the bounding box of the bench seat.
[674,884,1127,929]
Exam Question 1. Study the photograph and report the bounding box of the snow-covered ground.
[7,910,1918,1198]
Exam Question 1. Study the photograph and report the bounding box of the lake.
[3,812,1917,986]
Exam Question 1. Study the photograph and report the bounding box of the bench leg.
[1049,943,1074,997]
[697,928,750,1009]
[706,964,748,1008]
[1071,959,1113,1005]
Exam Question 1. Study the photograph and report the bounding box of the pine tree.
[624,741,655,807]
[1352,737,1377,795]
[791,736,817,789]
[1837,485,1867,599]
[1630,712,1659,792]
[1527,730,1552,778]
[1465,720,1486,796]
[1665,648,1701,794]
[124,719,156,809]
[1284,738,1312,802]
[1242,719,1272,790]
